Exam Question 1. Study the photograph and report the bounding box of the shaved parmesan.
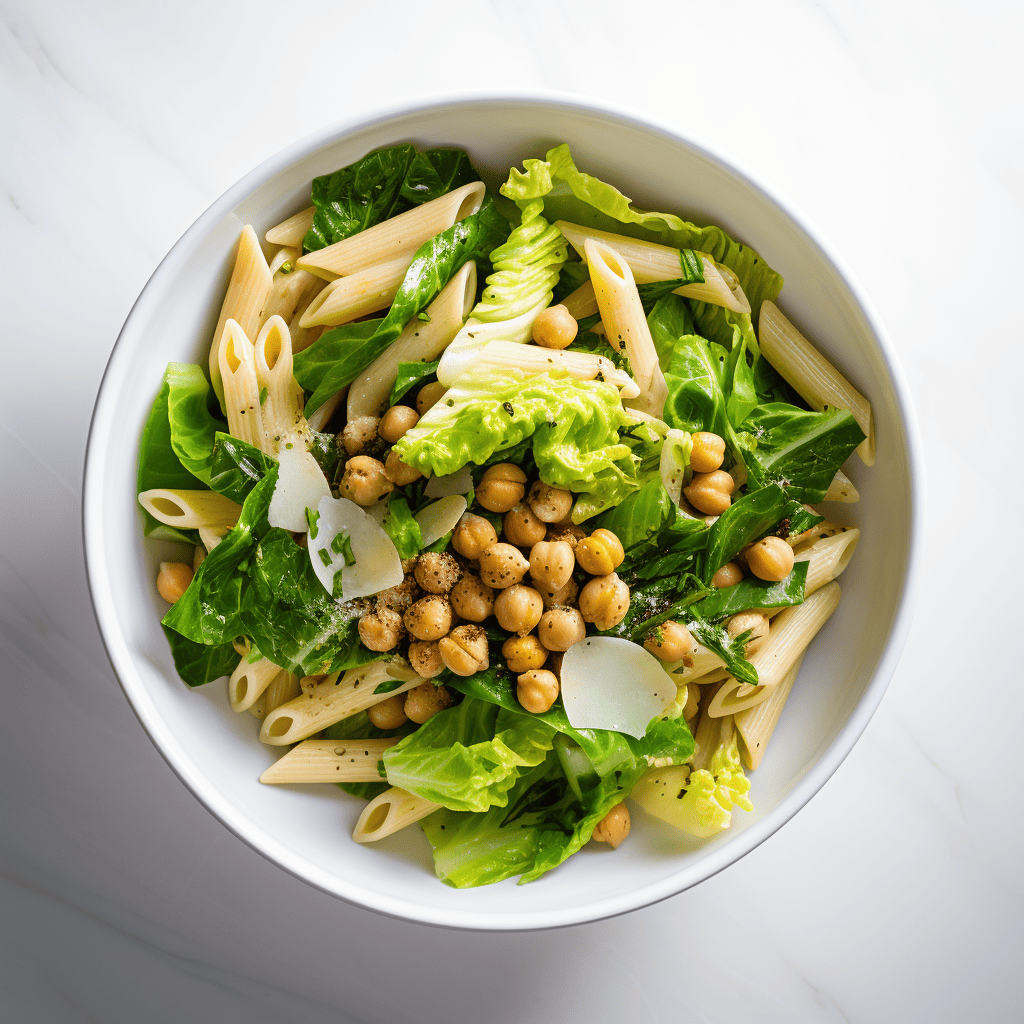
[268,447,332,532]
[424,465,473,499]
[415,495,467,548]
[308,495,404,603]
[561,637,676,739]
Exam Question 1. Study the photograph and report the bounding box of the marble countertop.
[2,1,1022,1020]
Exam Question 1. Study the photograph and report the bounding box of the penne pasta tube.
[260,265,325,332]
[298,182,486,281]
[347,261,477,418]
[249,670,301,721]
[253,316,309,453]
[759,301,875,465]
[218,320,266,449]
[138,489,242,530]
[823,467,860,503]
[259,662,423,746]
[268,246,300,275]
[287,281,330,353]
[734,653,806,770]
[706,582,841,717]
[259,738,399,784]
[352,787,440,843]
[229,655,283,713]
[795,528,860,595]
[689,691,730,772]
[298,255,410,328]
[560,280,599,321]
[558,222,750,314]
[586,238,668,416]
[198,525,228,552]
[209,227,273,407]
[265,206,315,247]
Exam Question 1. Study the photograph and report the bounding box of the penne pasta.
[586,238,668,416]
[209,227,273,407]
[268,246,300,275]
[287,281,330,353]
[795,528,860,595]
[298,255,410,328]
[249,670,302,721]
[352,787,440,843]
[823,467,860,503]
[558,221,750,314]
[298,182,486,281]
[560,280,599,321]
[259,738,399,784]
[265,206,315,247]
[759,301,875,465]
[734,653,806,770]
[229,655,284,713]
[259,662,423,746]
[218,320,266,449]
[347,261,477,419]
[260,265,325,333]
[253,316,309,453]
[706,582,841,717]
[138,488,242,530]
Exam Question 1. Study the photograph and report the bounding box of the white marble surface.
[2,0,1022,1020]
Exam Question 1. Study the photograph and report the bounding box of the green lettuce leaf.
[303,146,477,252]
[164,363,226,484]
[300,200,509,415]
[694,560,808,619]
[738,403,866,503]
[701,484,791,581]
[376,496,423,559]
[394,369,638,519]
[382,698,556,813]
[390,359,439,404]
[160,626,238,687]
[207,434,276,503]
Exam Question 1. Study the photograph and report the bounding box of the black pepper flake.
[503,401,514,416]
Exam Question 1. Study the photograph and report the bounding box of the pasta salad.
[137,143,871,887]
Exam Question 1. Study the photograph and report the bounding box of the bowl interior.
[84,98,919,929]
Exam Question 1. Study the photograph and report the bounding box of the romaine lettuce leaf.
[299,200,509,415]
[164,363,226,485]
[303,146,477,252]
[160,626,238,688]
[382,698,556,813]
[394,368,638,518]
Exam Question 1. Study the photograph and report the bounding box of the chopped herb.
[279,260,294,274]
[318,548,332,567]
[258,387,268,405]
[305,507,320,539]
[418,312,431,322]
[331,530,356,566]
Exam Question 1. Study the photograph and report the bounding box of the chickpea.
[403,595,452,641]
[340,455,394,506]
[538,607,586,651]
[378,404,420,443]
[539,577,579,610]
[478,542,530,589]
[449,574,495,622]
[341,415,379,456]
[375,574,420,615]
[643,619,696,663]
[475,464,526,513]
[527,481,574,523]
[408,640,445,679]
[683,470,734,516]
[517,669,560,713]
[528,540,575,594]
[711,561,744,588]
[592,802,630,848]
[494,584,544,634]
[384,448,422,486]
[531,304,578,350]
[367,694,408,730]
[502,634,548,673]
[438,624,490,676]
[156,561,194,603]
[357,607,404,651]
[451,512,498,560]
[503,502,547,548]
[727,611,770,654]
[546,522,586,549]
[416,381,448,415]
[578,573,631,631]
[404,681,453,724]
[747,536,796,582]
[413,552,461,594]
[689,431,726,474]
[575,528,625,576]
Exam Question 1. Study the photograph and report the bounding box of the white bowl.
[83,94,924,930]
